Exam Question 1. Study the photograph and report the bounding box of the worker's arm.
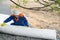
[4,15,15,23]
[0,15,15,26]
[23,17,29,27]
[24,20,29,27]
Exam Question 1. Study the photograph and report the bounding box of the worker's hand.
[0,22,6,27]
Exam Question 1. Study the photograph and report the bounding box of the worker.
[1,10,29,27]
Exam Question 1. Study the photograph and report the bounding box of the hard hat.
[13,10,21,15]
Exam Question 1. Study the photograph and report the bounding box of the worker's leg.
[11,23,22,26]
[11,23,15,25]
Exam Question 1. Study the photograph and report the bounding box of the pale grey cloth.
[0,3,11,15]
[0,32,53,40]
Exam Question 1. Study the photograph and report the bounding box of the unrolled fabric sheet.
[0,25,56,40]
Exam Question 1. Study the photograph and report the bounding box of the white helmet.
[13,10,21,15]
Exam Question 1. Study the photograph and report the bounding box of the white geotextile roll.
[0,25,56,40]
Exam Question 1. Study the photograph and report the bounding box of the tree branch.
[10,0,55,10]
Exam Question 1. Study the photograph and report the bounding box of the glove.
[1,22,6,26]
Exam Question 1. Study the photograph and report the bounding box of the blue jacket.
[4,15,29,27]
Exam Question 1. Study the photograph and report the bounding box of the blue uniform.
[4,15,29,27]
